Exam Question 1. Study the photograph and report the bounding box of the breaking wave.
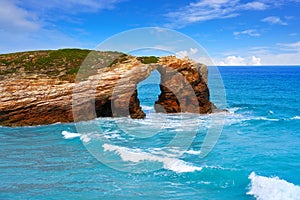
[102,143,202,173]
[247,172,300,200]
[291,116,300,120]
[61,130,81,139]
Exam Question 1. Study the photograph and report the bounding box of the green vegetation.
[0,68,16,75]
[108,53,128,67]
[0,60,11,66]
[137,56,159,64]
[66,67,80,75]
[26,49,91,70]
[0,49,92,80]
[0,49,128,82]
[0,49,162,82]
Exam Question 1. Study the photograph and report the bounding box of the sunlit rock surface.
[0,49,214,127]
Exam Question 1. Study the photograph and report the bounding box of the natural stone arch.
[0,54,214,127]
[104,56,214,120]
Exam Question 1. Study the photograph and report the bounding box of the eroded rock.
[0,50,215,127]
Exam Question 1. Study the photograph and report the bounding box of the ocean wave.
[62,109,296,143]
[185,149,201,155]
[253,117,280,122]
[102,143,202,173]
[61,130,81,139]
[227,107,245,113]
[247,172,300,200]
[224,106,300,124]
[62,128,126,141]
[224,112,283,125]
[291,116,300,120]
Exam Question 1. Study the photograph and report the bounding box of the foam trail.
[185,150,201,155]
[103,144,202,173]
[257,117,280,121]
[247,172,300,200]
[227,107,241,113]
[61,131,81,139]
[291,116,300,120]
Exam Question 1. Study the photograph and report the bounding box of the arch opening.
[137,69,161,115]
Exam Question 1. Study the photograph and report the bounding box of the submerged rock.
[0,49,215,127]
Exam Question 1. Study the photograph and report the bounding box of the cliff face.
[154,56,212,114]
[0,49,214,127]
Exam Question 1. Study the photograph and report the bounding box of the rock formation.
[0,49,215,127]
[154,56,212,114]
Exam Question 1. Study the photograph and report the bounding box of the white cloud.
[250,56,262,65]
[0,0,126,53]
[216,53,300,66]
[215,42,300,66]
[190,47,199,55]
[241,1,268,10]
[0,0,102,53]
[175,48,215,65]
[166,0,237,27]
[165,0,269,27]
[23,0,126,13]
[0,0,39,33]
[273,41,300,58]
[278,41,300,50]
[176,48,199,58]
[165,0,237,27]
[259,53,300,65]
[261,16,287,25]
[0,27,90,54]
[0,0,126,34]
[261,41,300,65]
[234,29,261,37]
[216,55,261,66]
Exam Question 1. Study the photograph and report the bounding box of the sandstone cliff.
[0,49,214,127]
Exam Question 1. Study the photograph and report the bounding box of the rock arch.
[97,56,214,120]
[0,55,215,126]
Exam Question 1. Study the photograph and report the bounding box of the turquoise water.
[1,67,300,199]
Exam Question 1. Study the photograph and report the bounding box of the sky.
[1,0,300,65]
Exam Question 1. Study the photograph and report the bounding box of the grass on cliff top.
[0,49,126,81]
[0,49,90,75]
[137,56,159,64]
[0,49,160,82]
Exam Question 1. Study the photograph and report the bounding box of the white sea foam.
[291,116,300,120]
[185,149,201,155]
[141,105,155,112]
[247,172,300,200]
[102,143,202,173]
[255,117,280,121]
[223,106,295,125]
[224,113,246,125]
[61,131,81,139]
[227,107,242,113]
[225,110,299,123]
[269,110,274,114]
[224,112,283,125]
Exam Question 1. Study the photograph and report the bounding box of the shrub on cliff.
[138,56,159,64]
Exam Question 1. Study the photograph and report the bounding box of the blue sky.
[1,0,300,65]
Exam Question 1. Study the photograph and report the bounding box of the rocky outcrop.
[0,49,215,127]
[154,56,212,114]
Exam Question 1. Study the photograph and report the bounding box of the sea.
[1,66,300,200]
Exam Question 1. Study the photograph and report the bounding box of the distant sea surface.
[1,66,300,199]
